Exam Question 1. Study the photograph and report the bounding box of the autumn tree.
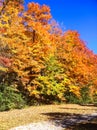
[0,0,25,84]
[55,30,97,102]
[0,0,97,105]
[0,2,54,100]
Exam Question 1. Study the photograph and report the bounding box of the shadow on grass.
[79,104,97,107]
[72,123,97,130]
[41,112,80,129]
[58,103,97,111]
[42,112,80,121]
[59,107,97,111]
[41,112,97,130]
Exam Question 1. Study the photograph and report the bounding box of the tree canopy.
[0,1,97,105]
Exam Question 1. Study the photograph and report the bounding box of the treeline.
[0,0,97,111]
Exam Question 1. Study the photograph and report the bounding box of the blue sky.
[25,0,97,54]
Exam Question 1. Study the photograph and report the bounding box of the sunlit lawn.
[0,104,97,130]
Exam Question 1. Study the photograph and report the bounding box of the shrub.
[65,90,80,104]
[92,94,97,105]
[0,84,26,111]
[64,86,92,104]
[79,86,92,105]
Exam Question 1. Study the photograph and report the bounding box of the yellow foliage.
[0,66,8,71]
[69,85,80,97]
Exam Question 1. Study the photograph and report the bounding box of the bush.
[0,84,26,111]
[64,86,92,104]
[65,91,80,104]
[79,86,92,105]
[92,94,97,105]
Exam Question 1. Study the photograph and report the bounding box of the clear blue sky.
[25,0,97,54]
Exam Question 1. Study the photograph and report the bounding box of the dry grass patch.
[0,104,97,130]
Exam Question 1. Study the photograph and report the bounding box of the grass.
[0,104,97,130]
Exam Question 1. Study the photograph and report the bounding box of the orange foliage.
[56,30,97,94]
[0,1,97,101]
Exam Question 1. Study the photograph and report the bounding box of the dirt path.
[0,104,97,130]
